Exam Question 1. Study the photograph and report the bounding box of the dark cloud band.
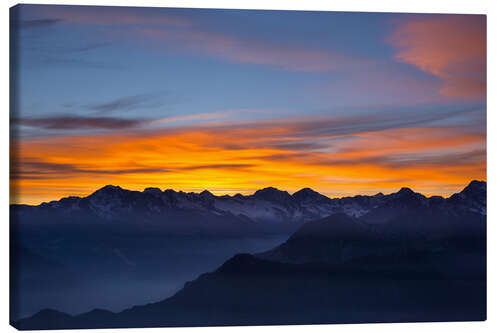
[11,116,147,130]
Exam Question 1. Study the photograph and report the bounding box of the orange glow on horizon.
[10,122,485,205]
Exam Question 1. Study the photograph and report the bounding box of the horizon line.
[11,179,486,207]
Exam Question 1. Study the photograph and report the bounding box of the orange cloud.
[388,15,486,100]
[11,115,485,205]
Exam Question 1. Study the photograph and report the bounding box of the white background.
[1,0,498,332]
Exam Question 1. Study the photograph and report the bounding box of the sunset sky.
[10,5,486,204]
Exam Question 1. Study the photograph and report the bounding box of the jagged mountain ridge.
[12,181,486,227]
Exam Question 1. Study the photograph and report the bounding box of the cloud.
[87,93,166,113]
[11,115,147,130]
[150,110,236,126]
[292,148,486,169]
[381,149,486,169]
[11,105,485,204]
[23,4,365,72]
[388,15,486,100]
[10,158,170,180]
[11,109,267,135]
[183,107,482,146]
[179,164,255,171]
[10,157,255,181]
[28,4,191,27]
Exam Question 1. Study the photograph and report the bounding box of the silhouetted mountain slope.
[258,207,485,268]
[13,182,486,329]
[448,180,487,215]
[258,213,373,264]
[15,252,485,329]
[15,309,74,330]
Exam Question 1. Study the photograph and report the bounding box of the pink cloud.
[388,15,486,100]
[389,15,486,99]
[31,5,366,72]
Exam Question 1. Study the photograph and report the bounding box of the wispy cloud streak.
[24,5,366,72]
[11,115,147,130]
[10,158,170,179]
[87,93,166,113]
[30,4,191,27]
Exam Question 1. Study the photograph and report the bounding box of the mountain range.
[12,180,486,233]
[11,180,486,329]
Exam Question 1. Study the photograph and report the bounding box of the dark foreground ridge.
[12,181,486,330]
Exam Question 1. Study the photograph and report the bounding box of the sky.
[10,4,486,204]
